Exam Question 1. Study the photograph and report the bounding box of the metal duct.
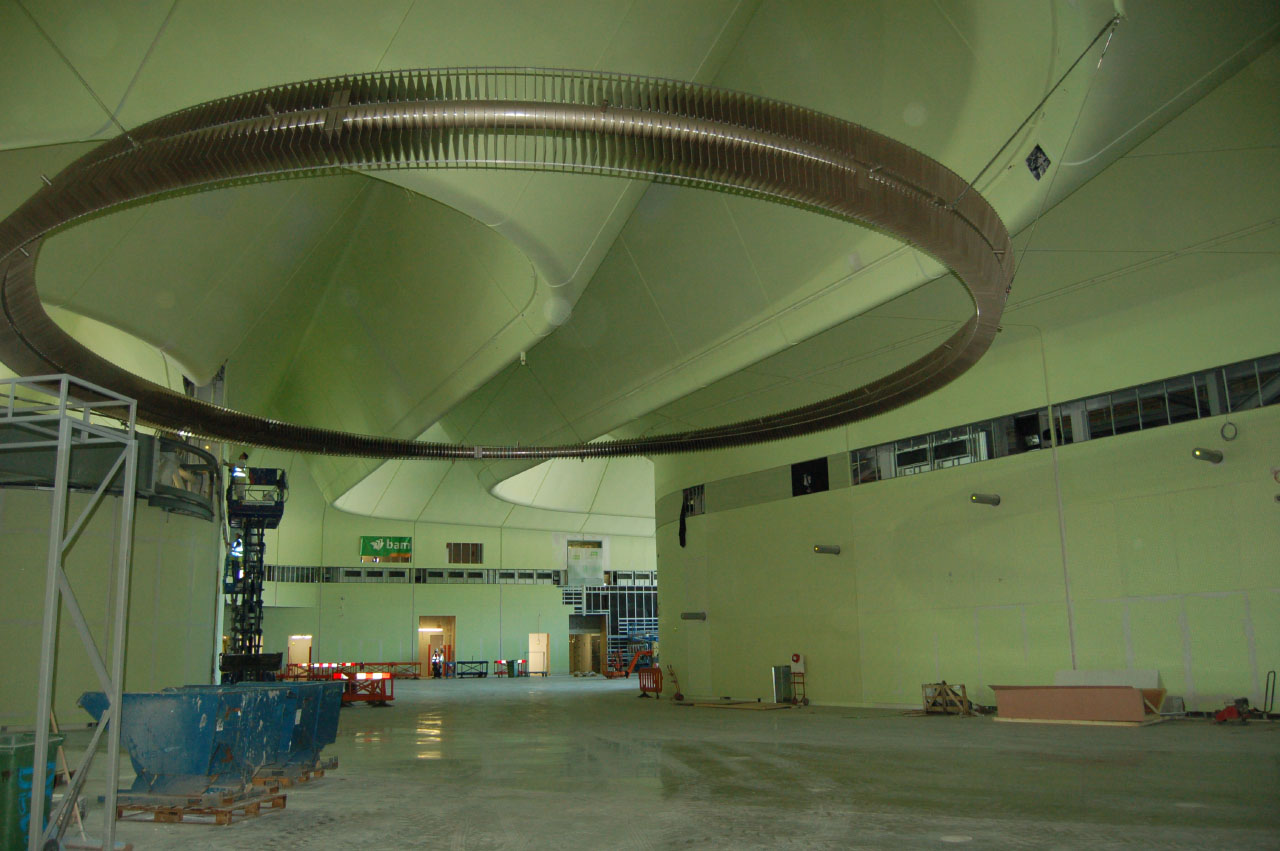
[0,68,1013,460]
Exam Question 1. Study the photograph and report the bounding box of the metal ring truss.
[0,68,1013,460]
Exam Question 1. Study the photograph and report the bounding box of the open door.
[529,633,549,675]
[286,634,312,671]
[419,616,456,677]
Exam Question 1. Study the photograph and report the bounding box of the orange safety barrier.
[284,661,421,680]
[338,671,395,705]
[637,667,662,698]
[361,661,421,678]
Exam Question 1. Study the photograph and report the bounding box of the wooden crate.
[922,682,973,715]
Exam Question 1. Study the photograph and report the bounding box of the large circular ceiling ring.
[0,68,1012,460]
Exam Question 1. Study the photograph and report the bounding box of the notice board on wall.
[360,535,413,563]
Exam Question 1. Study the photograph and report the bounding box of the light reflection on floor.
[415,712,443,758]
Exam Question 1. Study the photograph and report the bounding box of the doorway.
[418,616,456,678]
[528,633,549,675]
[568,633,601,674]
[287,634,312,670]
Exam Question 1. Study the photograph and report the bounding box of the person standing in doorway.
[431,649,442,679]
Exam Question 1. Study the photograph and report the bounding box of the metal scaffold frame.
[2,375,138,851]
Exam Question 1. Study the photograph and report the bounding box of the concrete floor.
[62,677,1280,849]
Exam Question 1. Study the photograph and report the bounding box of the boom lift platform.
[222,466,287,683]
[605,637,656,679]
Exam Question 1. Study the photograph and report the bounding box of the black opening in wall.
[791,457,830,496]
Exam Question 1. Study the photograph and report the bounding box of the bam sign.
[360,536,413,563]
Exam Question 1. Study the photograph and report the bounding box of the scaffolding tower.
[3,375,138,851]
[222,466,287,682]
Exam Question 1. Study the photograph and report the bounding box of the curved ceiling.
[2,0,1277,528]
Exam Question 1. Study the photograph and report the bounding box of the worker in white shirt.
[226,451,250,501]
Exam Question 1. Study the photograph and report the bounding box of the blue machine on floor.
[165,681,344,779]
[78,684,300,798]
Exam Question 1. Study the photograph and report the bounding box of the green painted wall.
[255,453,650,674]
[653,50,1280,712]
[658,402,1279,712]
[261,582,572,673]
[0,489,219,726]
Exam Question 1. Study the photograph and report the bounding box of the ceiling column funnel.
[970,493,1001,506]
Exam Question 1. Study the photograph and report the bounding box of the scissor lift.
[222,467,287,683]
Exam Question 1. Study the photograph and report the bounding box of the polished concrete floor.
[65,676,1280,849]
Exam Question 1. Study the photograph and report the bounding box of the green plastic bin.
[0,732,63,851]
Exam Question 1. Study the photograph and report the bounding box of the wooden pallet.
[993,715,1165,727]
[266,767,324,787]
[116,790,287,825]
[256,756,339,787]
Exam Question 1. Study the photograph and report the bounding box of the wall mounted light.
[813,545,841,555]
[288,634,312,640]
[680,612,707,621]
[1192,447,1223,464]
[418,627,444,633]
[970,493,1001,506]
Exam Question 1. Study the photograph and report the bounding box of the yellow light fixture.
[418,627,444,633]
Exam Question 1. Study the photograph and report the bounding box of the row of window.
[264,565,657,586]
[609,571,657,586]
[850,351,1279,486]
[677,351,1280,510]
[264,565,560,584]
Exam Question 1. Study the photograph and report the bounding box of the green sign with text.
[360,535,413,561]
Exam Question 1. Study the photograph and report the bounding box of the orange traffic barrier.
[637,667,662,698]
[340,671,395,705]
[284,661,421,680]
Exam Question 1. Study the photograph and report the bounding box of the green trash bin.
[0,732,64,851]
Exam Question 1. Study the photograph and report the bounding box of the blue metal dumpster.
[168,682,342,777]
[308,680,344,748]
[277,680,343,758]
[78,685,298,798]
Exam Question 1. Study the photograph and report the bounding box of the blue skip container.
[79,686,298,798]
[167,681,343,778]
